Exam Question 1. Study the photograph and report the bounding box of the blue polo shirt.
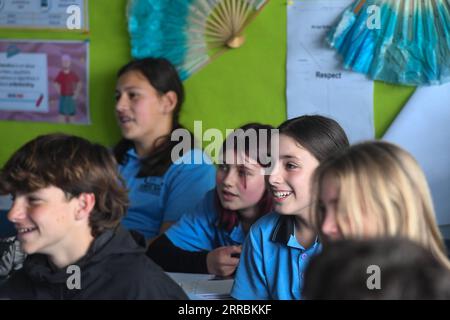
[119,148,216,240]
[231,212,321,300]
[165,189,246,250]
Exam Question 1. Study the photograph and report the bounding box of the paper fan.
[327,0,450,86]
[127,0,268,80]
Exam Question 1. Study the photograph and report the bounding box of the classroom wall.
[0,0,415,166]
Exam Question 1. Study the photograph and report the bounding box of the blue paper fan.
[328,0,450,86]
[127,0,268,80]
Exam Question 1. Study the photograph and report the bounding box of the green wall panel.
[0,0,413,166]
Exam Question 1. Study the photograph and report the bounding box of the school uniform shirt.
[231,212,322,300]
[120,148,216,240]
[0,227,188,300]
[166,189,246,251]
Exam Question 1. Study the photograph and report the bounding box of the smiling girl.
[231,115,349,300]
[147,123,274,277]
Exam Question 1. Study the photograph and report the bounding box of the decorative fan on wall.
[327,0,450,86]
[127,0,268,80]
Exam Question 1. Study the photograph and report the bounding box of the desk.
[166,272,234,300]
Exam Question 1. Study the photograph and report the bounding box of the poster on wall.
[286,0,374,143]
[0,0,88,30]
[0,39,90,124]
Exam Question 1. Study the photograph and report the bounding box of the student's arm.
[148,192,217,273]
[230,226,270,300]
[147,234,209,273]
[206,245,242,277]
[146,221,176,246]
[149,234,243,276]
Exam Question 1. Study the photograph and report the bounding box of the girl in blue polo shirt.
[231,115,350,300]
[114,58,216,241]
[147,123,274,277]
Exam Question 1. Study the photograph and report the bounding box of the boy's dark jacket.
[0,227,188,300]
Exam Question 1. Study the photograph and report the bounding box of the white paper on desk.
[166,272,233,300]
[287,0,374,143]
[383,84,450,226]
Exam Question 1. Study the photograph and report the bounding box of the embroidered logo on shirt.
[138,177,162,195]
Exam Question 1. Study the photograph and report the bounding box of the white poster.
[287,0,374,143]
[0,52,49,112]
[0,0,88,30]
[383,84,450,226]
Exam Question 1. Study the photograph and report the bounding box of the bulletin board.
[0,0,415,167]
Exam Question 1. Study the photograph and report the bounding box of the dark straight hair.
[278,115,350,162]
[113,57,194,177]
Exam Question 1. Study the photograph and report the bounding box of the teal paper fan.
[127,0,268,80]
[328,0,450,86]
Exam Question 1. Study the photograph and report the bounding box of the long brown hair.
[113,57,194,177]
[0,133,129,237]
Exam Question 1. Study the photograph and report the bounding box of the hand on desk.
[206,245,242,277]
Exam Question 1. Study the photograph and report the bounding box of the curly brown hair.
[0,133,129,237]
